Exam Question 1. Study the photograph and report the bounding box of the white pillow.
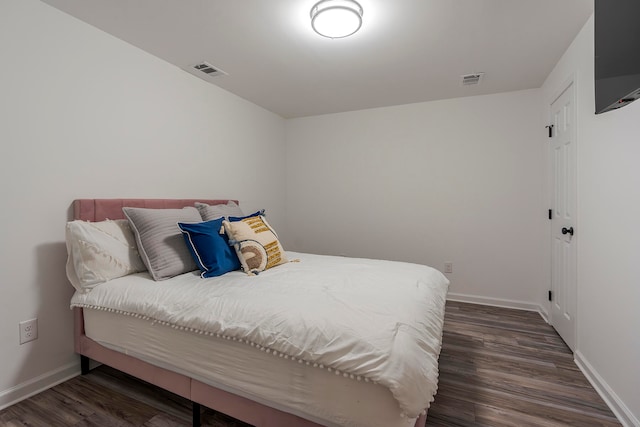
[66,219,146,293]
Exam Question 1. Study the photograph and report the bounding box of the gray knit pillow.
[195,201,244,221]
[123,207,201,281]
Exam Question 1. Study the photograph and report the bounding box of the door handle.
[561,227,574,236]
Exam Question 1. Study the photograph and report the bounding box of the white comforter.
[71,252,449,417]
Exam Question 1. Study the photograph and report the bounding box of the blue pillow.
[178,218,240,278]
[229,209,265,222]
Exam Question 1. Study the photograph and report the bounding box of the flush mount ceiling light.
[310,0,363,39]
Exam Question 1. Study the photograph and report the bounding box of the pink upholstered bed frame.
[72,199,428,427]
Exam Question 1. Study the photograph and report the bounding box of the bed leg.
[80,355,90,375]
[192,402,201,427]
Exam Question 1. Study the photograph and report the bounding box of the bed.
[68,198,449,427]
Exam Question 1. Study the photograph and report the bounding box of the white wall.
[542,16,640,426]
[2,1,636,424]
[0,0,285,407]
[543,17,640,426]
[285,90,546,308]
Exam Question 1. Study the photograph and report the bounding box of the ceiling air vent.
[461,73,484,86]
[191,62,227,77]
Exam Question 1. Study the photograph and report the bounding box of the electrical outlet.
[444,262,453,274]
[19,318,38,344]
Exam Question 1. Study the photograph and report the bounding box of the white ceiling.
[41,0,593,118]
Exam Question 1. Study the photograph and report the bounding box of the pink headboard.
[73,199,237,221]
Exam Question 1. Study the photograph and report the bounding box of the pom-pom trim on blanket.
[72,303,428,418]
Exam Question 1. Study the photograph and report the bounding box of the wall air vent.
[461,73,484,86]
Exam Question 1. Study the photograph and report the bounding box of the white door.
[550,82,577,351]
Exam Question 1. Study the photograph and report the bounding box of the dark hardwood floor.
[426,301,620,427]
[0,301,621,427]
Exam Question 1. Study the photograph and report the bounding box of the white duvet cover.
[71,252,449,418]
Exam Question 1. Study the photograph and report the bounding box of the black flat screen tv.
[594,0,640,114]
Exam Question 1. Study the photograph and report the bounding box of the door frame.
[546,73,578,351]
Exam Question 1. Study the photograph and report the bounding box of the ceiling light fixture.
[310,0,363,39]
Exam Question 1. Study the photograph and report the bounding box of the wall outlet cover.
[19,318,38,344]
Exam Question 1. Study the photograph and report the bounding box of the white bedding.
[71,251,449,418]
[84,309,416,427]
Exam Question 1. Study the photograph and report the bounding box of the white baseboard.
[447,292,541,312]
[0,362,79,410]
[538,306,550,324]
[574,351,639,427]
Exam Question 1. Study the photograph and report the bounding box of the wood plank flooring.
[0,301,621,426]
[426,301,620,427]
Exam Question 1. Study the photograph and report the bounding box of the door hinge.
[545,124,554,138]
[548,290,552,301]
[548,209,552,220]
